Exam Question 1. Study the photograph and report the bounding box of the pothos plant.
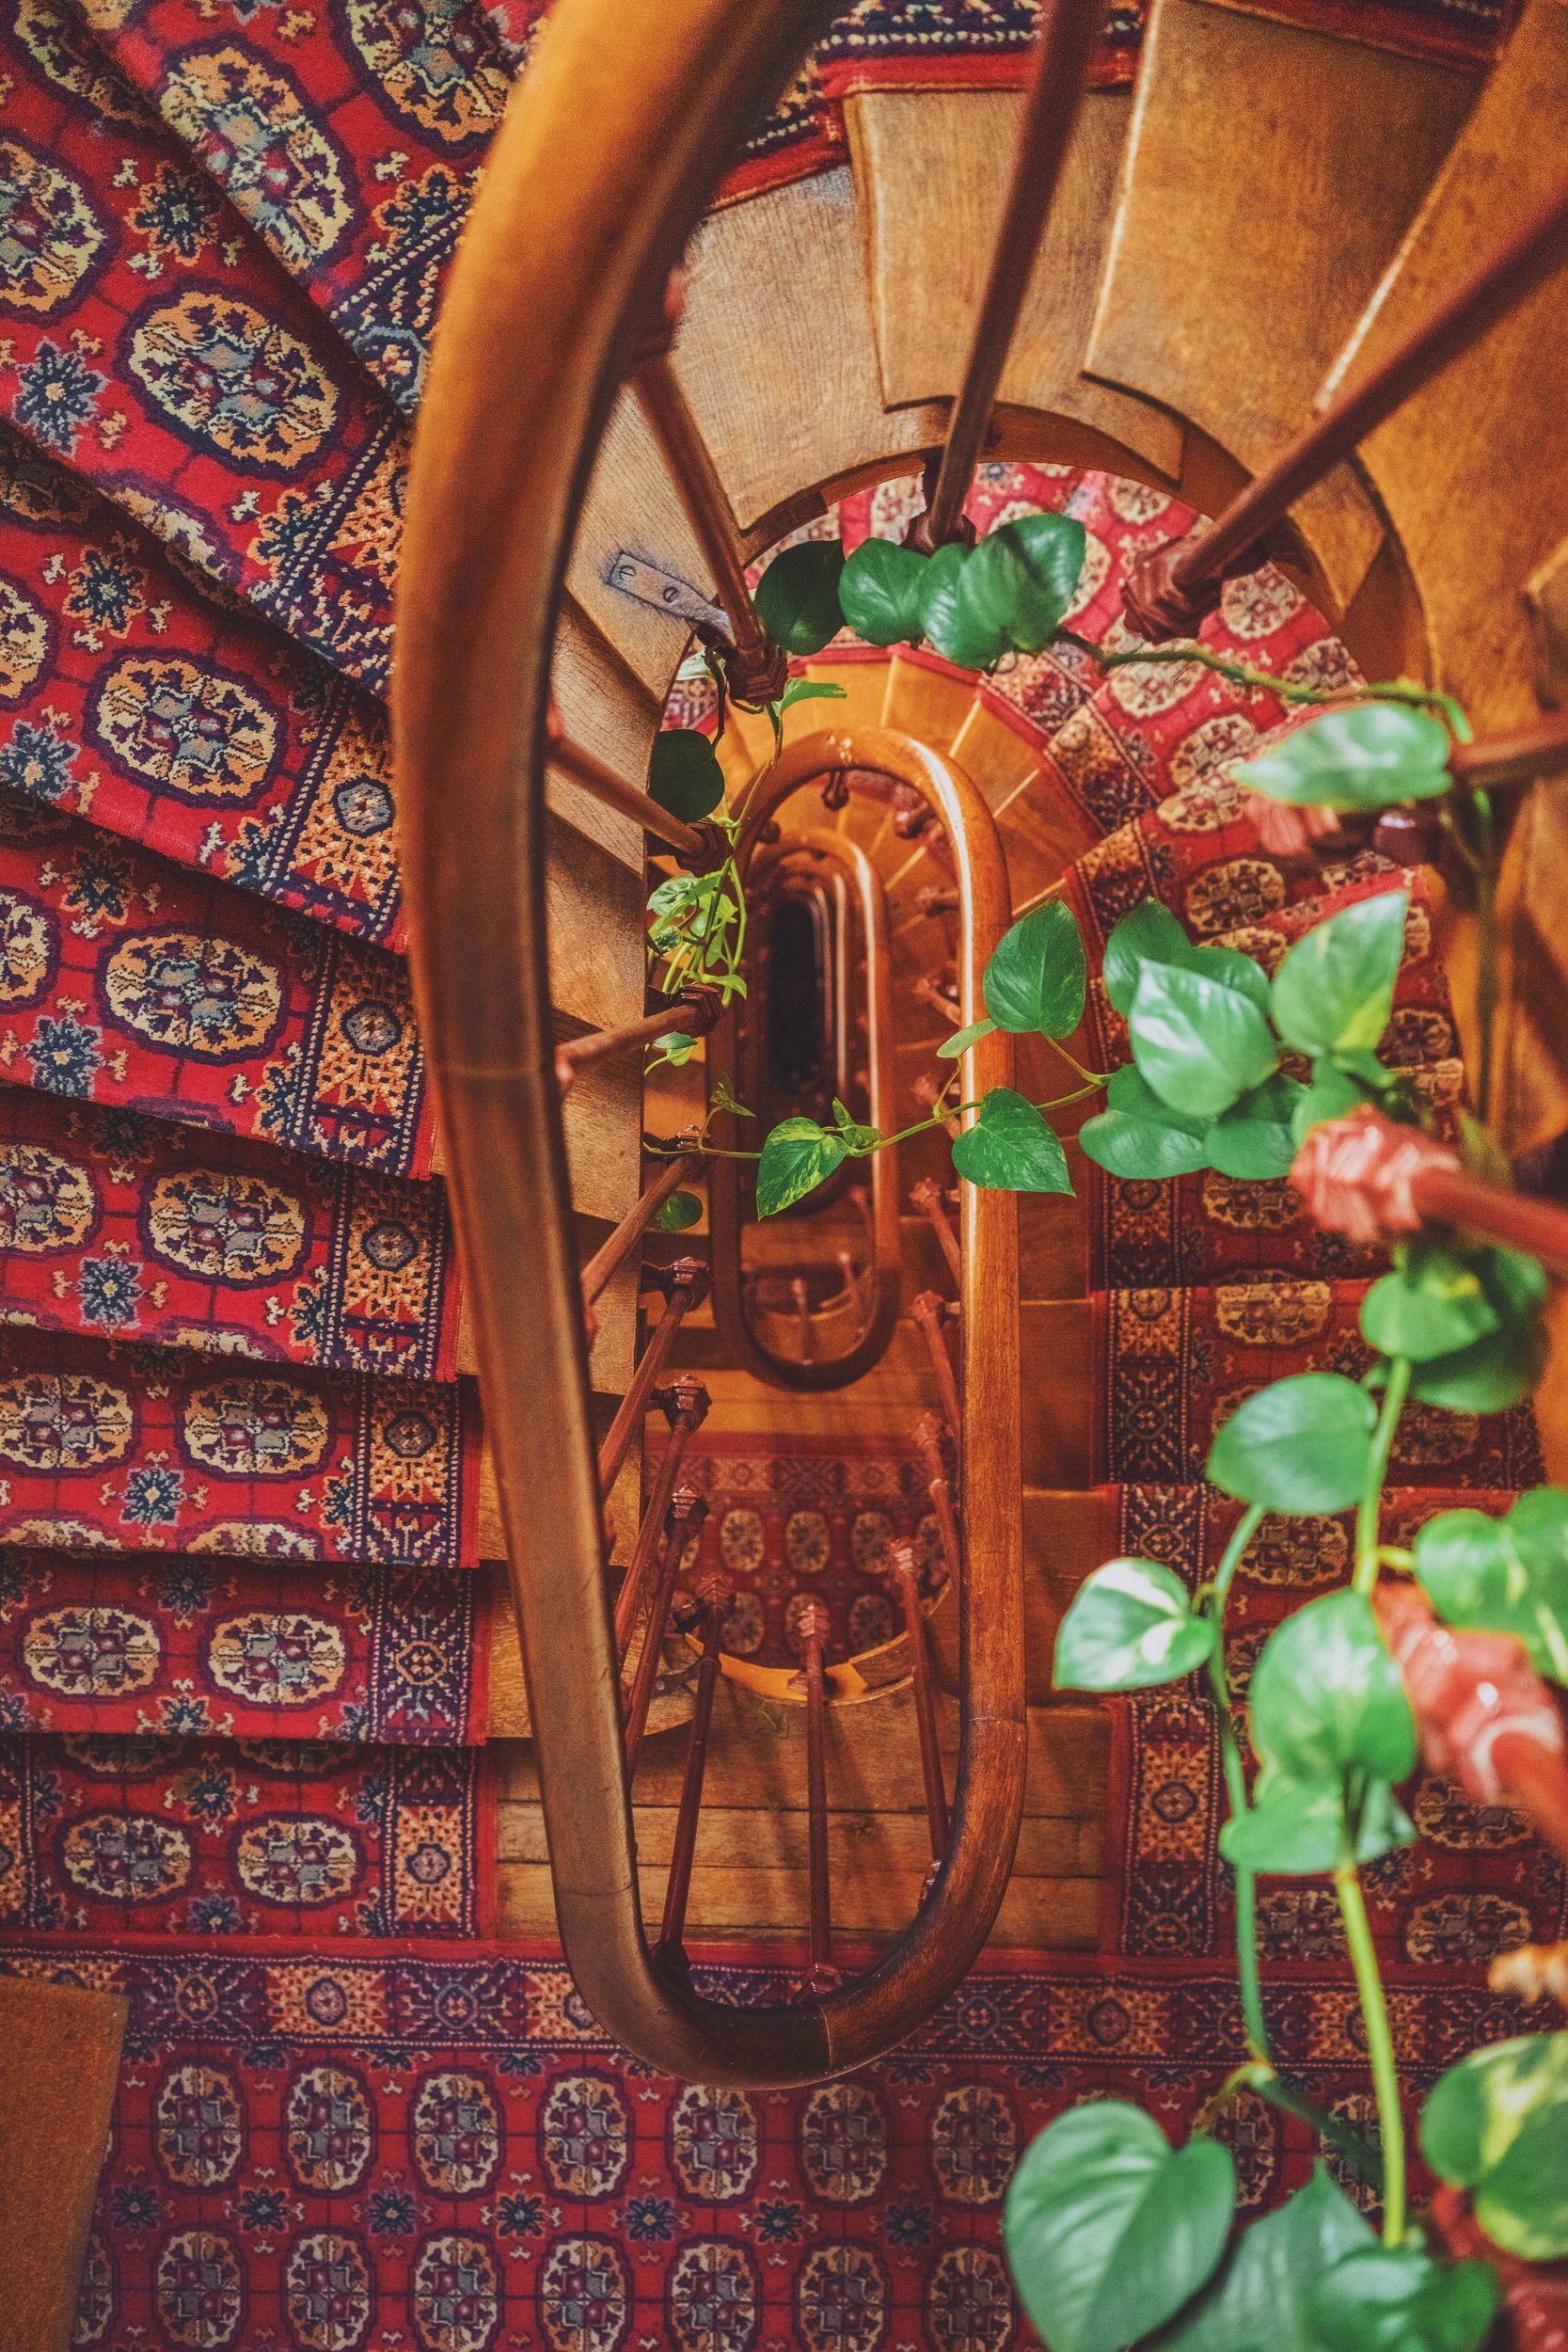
[640,511,1566,2342]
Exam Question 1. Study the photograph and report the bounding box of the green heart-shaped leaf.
[1129,963,1279,1119]
[1004,2101,1235,2352]
[1415,1489,1568,1681]
[837,536,928,647]
[1153,2166,1373,2352]
[936,1015,998,1061]
[755,1117,847,1216]
[649,729,725,820]
[1421,2031,1568,2262]
[1248,1591,1416,1784]
[1207,1073,1307,1180]
[1404,1316,1549,1413]
[984,900,1087,1039]
[1292,1057,1389,1145]
[1207,1373,1377,1515]
[951,1088,1072,1193]
[1270,891,1409,1057]
[1238,704,1454,812]
[777,676,847,716]
[965,512,1089,653]
[1080,1106,1213,1180]
[1053,1558,1217,1692]
[918,541,1004,670]
[1361,1239,1502,1363]
[1103,900,1194,1017]
[753,539,846,656]
[653,1190,704,1232]
[1307,2244,1498,2352]
[1220,1772,1414,1876]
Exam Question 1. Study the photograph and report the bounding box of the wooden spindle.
[793,1600,837,1994]
[624,1487,708,1771]
[1124,171,1568,639]
[790,1276,814,1366]
[917,886,961,921]
[557,990,718,1090]
[1448,709,1568,795]
[1291,1105,1568,1279]
[911,0,1108,551]
[613,1380,709,1661]
[633,323,787,703]
[910,1177,961,1286]
[655,1568,732,1965]
[597,1259,709,1494]
[911,1290,962,1438]
[911,1411,961,1588]
[546,709,709,861]
[891,1541,949,1858]
[581,1154,699,1311]
[911,973,962,1027]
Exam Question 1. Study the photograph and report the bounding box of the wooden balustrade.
[911,1178,961,1286]
[709,817,904,1391]
[596,1259,709,1493]
[624,1488,708,1771]
[546,709,709,861]
[1409,1164,1568,1281]
[910,0,1108,551]
[891,1542,950,1858]
[1124,171,1568,638]
[654,1569,731,1968]
[557,989,718,1089]
[633,342,787,704]
[613,1380,709,1660]
[581,1154,699,1311]
[912,1411,962,1587]
[397,0,1025,2084]
[794,1603,837,1996]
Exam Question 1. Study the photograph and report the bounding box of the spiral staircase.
[5,0,1568,2314]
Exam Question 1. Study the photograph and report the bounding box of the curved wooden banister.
[710,798,905,1390]
[395,0,1024,2085]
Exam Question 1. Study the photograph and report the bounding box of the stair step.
[569,388,711,696]
[1085,0,1477,615]
[844,87,1183,480]
[549,598,660,868]
[678,169,940,543]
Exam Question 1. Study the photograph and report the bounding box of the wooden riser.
[1085,0,1476,616]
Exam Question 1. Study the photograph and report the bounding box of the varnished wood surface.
[846,87,1183,480]
[679,169,942,543]
[1085,0,1475,612]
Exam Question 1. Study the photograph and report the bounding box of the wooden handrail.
[1124,171,1568,637]
[396,0,1022,2085]
[634,350,788,703]
[1449,710,1568,794]
[546,712,710,862]
[911,0,1108,551]
[710,812,904,1391]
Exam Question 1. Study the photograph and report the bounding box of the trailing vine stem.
[1336,1829,1407,2245]
[1354,1359,1411,1595]
[1198,1503,1270,2061]
[1056,631,1468,732]
[644,1074,1109,1166]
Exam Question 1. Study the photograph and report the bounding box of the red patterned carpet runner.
[0,0,1547,2329]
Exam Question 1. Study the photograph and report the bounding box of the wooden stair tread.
[846,86,1184,480]
[678,169,942,542]
[1085,0,1476,613]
